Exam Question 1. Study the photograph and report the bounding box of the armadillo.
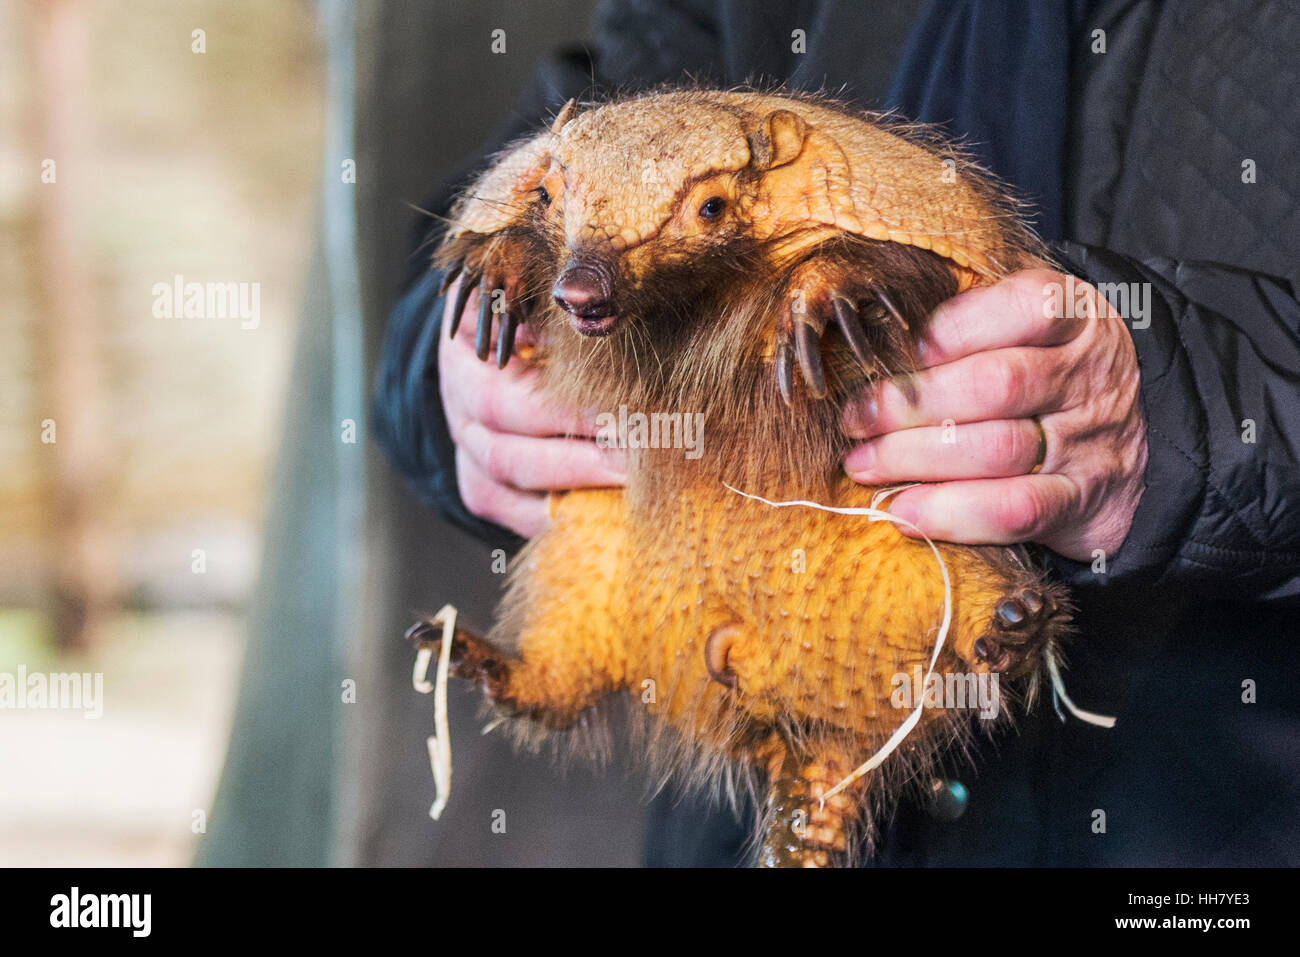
[408,89,1071,867]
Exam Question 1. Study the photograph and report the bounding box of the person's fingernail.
[844,441,876,478]
[843,395,878,436]
[890,497,921,529]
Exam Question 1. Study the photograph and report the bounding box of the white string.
[1048,656,1117,728]
[869,483,921,509]
[722,483,951,806]
[413,604,457,820]
[412,645,434,694]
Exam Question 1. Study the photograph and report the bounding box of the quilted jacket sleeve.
[1051,241,1300,601]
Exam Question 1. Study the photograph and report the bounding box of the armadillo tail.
[758,748,867,868]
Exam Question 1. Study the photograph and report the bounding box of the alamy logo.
[152,273,260,329]
[595,405,706,460]
[1043,274,1150,330]
[890,666,1001,719]
[50,887,151,938]
[0,667,102,719]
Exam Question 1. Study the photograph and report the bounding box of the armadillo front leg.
[759,748,867,868]
[772,249,962,403]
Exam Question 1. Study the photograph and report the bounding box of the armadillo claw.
[775,340,795,405]
[438,259,464,297]
[475,278,494,361]
[831,294,872,369]
[496,310,519,369]
[793,321,827,398]
[448,268,480,339]
[872,283,907,328]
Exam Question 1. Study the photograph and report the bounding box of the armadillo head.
[438,91,1043,422]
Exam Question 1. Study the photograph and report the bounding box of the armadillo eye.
[699,196,726,219]
[536,185,551,205]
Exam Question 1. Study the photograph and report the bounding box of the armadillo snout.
[553,259,618,335]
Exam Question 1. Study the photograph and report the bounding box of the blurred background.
[0,0,646,868]
[0,0,322,865]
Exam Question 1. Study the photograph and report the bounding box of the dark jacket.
[373,0,1300,865]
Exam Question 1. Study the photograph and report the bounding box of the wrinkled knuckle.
[987,422,1030,469]
[1023,268,1063,295]
[995,485,1046,539]
[1016,270,1054,315]
[1061,362,1096,410]
[1005,355,1031,407]
[1077,472,1112,517]
[978,354,1025,411]
[1042,295,1072,337]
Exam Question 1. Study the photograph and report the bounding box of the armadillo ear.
[550,98,578,135]
[747,109,808,170]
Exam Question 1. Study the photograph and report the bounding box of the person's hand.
[439,278,626,538]
[842,269,1148,562]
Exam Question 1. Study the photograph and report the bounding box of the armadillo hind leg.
[406,611,622,731]
[407,610,582,727]
[406,612,522,714]
[758,747,867,868]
